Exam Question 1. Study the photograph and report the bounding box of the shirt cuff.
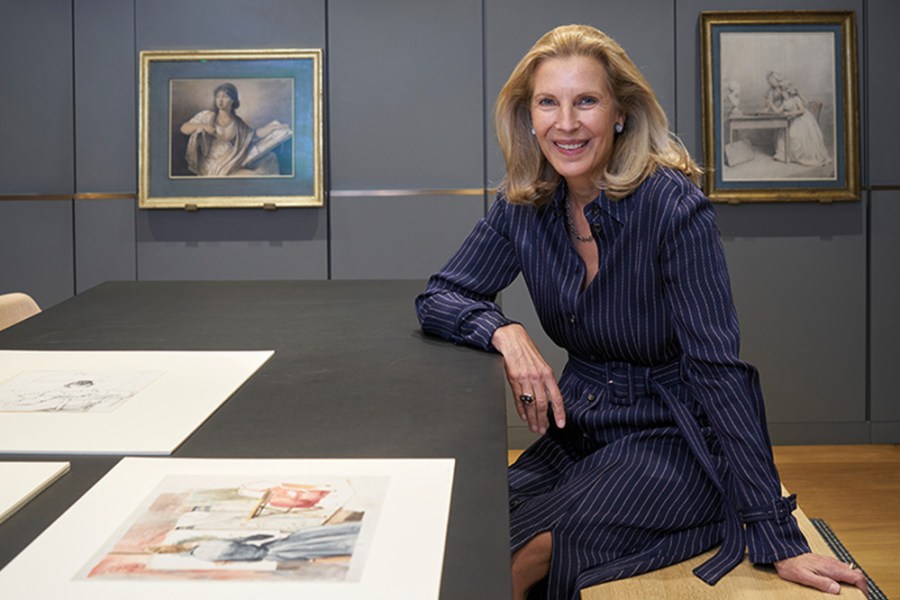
[456,304,515,351]
[743,495,811,564]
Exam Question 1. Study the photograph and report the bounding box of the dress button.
[569,314,576,324]
[591,223,602,233]
[587,393,596,402]
[592,205,601,214]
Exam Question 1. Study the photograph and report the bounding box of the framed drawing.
[139,49,323,209]
[700,11,859,203]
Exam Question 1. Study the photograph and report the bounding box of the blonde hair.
[494,24,700,205]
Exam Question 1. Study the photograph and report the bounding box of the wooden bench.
[583,488,866,599]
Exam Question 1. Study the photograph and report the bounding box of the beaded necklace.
[565,198,594,243]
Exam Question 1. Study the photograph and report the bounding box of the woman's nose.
[556,106,578,131]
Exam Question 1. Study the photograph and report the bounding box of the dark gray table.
[0,280,512,599]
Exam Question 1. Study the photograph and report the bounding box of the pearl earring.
[615,122,624,134]
[530,127,536,136]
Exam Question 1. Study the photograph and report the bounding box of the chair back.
[0,292,41,331]
[807,100,823,122]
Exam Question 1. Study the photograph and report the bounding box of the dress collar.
[551,179,631,226]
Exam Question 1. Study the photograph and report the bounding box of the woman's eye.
[578,97,598,106]
[536,97,555,107]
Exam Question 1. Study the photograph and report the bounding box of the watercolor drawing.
[82,474,388,582]
[0,370,163,413]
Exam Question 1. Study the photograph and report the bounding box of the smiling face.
[530,55,623,199]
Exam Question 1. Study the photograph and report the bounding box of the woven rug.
[810,518,888,600]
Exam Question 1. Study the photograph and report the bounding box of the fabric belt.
[567,355,745,585]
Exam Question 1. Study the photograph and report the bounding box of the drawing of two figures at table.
[725,71,831,170]
[762,71,831,167]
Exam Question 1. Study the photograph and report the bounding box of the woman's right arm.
[417,196,566,433]
[180,111,215,135]
[415,197,522,351]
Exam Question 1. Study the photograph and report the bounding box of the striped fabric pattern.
[416,168,809,599]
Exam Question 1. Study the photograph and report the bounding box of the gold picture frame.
[700,11,859,203]
[139,49,323,209]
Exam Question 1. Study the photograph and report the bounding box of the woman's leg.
[512,531,552,600]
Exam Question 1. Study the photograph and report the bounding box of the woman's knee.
[513,531,553,570]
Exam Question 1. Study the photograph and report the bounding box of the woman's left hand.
[774,553,867,595]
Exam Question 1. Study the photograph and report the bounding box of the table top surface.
[0,280,512,599]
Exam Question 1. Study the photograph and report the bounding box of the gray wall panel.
[134,0,327,280]
[0,202,74,308]
[327,1,484,281]
[136,208,327,280]
[74,0,136,194]
[867,0,899,185]
[872,423,900,444]
[724,231,865,422]
[331,195,486,279]
[870,190,900,422]
[328,0,484,190]
[0,0,73,194]
[74,199,136,293]
[135,0,324,50]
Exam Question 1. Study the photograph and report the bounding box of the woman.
[416,25,865,600]
[773,84,831,167]
[180,82,289,177]
[764,70,786,114]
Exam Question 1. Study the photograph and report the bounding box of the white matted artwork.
[0,350,273,454]
[0,457,455,600]
[0,462,70,525]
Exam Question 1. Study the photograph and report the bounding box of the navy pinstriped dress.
[416,168,809,600]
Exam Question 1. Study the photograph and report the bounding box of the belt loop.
[626,363,635,402]
[603,362,612,397]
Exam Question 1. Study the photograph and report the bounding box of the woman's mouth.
[555,140,589,151]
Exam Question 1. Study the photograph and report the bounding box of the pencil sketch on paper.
[81,474,388,583]
[0,370,163,413]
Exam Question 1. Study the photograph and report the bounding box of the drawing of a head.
[213,83,240,113]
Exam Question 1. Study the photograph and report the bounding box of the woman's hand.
[774,553,867,595]
[491,324,565,435]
